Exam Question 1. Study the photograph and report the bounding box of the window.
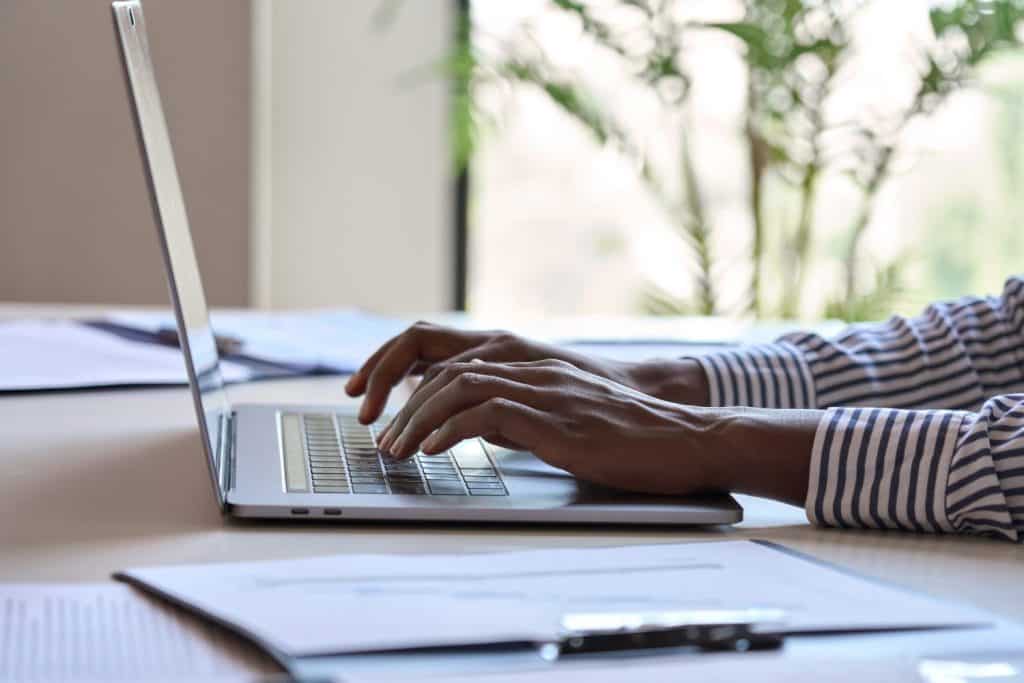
[463,0,1024,321]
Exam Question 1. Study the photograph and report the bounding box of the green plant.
[388,0,1024,320]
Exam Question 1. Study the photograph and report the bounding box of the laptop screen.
[113,0,231,507]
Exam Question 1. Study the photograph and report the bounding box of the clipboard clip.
[544,608,787,660]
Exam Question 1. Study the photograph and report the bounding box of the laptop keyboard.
[294,413,508,496]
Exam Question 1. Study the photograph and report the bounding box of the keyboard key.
[350,475,386,483]
[466,481,505,489]
[314,486,350,494]
[424,473,461,482]
[352,485,388,494]
[428,482,467,494]
[468,489,507,496]
[462,474,500,482]
[390,486,427,495]
[420,464,457,473]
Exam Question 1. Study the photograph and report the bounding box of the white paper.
[119,541,988,658]
[108,310,408,373]
[0,583,280,681]
[0,320,252,391]
[108,310,829,373]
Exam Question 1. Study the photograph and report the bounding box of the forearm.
[702,407,820,507]
[622,358,711,406]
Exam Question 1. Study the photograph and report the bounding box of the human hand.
[345,322,639,424]
[375,358,725,496]
[346,322,711,425]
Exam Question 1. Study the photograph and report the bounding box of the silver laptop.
[112,0,742,525]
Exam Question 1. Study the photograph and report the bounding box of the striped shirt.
[694,276,1024,541]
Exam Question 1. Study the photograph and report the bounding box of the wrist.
[704,407,821,506]
[624,358,710,406]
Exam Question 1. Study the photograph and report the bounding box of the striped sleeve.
[807,396,1024,541]
[690,275,1024,540]
[695,275,1024,411]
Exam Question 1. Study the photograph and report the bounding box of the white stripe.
[737,353,765,408]
[805,411,835,527]
[821,371,982,409]
[722,353,749,407]
[764,350,790,409]
[935,412,967,533]
[873,411,909,530]
[858,412,887,527]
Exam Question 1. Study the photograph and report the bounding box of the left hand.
[376,359,725,496]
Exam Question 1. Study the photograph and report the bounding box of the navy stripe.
[887,415,915,529]
[924,412,954,531]
[818,358,975,402]
[947,464,998,496]
[781,344,809,407]
[831,408,862,528]
[828,376,980,410]
[810,328,1019,373]
[813,410,841,525]
[904,412,934,532]
[947,485,1005,516]
[849,408,881,528]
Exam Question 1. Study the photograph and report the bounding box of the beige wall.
[0,0,250,306]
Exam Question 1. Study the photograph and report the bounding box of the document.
[107,309,409,374]
[0,583,280,681]
[117,541,988,658]
[0,320,252,392]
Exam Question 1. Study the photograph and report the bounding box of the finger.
[389,373,552,458]
[416,335,523,388]
[482,434,524,450]
[345,336,399,396]
[380,361,564,452]
[420,398,554,456]
[359,323,477,424]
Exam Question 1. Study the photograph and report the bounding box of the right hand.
[345,322,635,425]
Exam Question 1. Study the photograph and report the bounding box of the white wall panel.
[252,0,453,313]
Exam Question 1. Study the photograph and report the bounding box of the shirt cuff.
[693,343,817,408]
[805,406,968,533]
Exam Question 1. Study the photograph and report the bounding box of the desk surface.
[1,307,1022,631]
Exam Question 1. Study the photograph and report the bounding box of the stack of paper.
[0,320,253,392]
[116,541,988,659]
[0,583,279,681]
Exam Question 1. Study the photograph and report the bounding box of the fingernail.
[421,434,439,453]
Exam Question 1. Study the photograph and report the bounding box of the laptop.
[111,0,742,526]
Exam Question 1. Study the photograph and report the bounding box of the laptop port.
[323,508,342,516]
[290,508,309,515]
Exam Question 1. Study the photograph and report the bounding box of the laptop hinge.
[217,411,237,496]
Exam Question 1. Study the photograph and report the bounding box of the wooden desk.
[3,367,1023,624]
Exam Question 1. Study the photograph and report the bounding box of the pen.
[545,608,787,660]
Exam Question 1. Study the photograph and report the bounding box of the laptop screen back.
[113,0,231,507]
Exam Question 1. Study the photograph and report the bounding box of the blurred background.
[2,0,1022,322]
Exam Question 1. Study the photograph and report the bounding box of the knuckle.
[440,363,463,381]
[494,332,521,348]
[484,397,515,413]
[409,321,434,338]
[455,372,488,390]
